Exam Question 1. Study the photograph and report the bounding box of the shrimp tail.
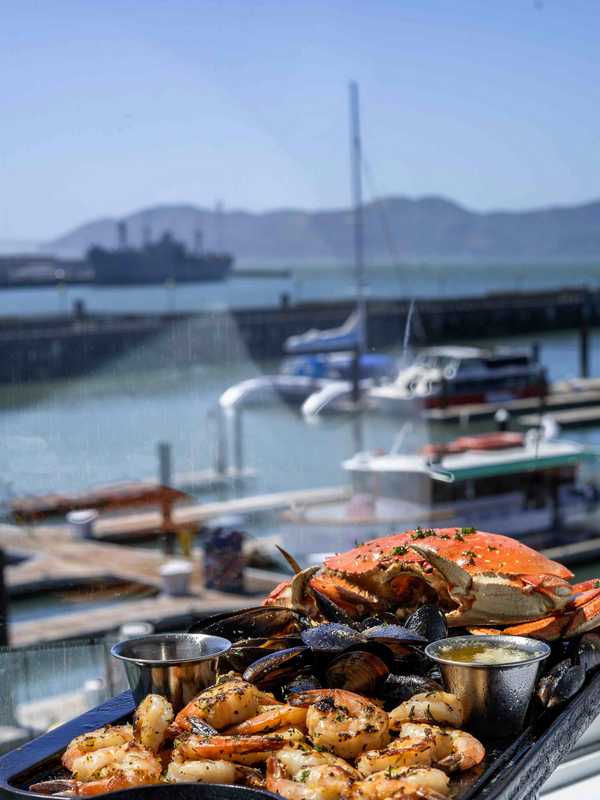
[29,781,78,797]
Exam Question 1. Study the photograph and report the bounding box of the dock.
[424,380,600,424]
[518,406,600,428]
[0,520,286,648]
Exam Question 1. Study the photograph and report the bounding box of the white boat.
[368,345,548,413]
[281,428,598,559]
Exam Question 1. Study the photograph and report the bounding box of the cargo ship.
[88,223,233,285]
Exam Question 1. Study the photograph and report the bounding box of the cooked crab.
[265,528,576,628]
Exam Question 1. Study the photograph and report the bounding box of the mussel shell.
[301,623,366,653]
[242,646,312,688]
[311,588,356,625]
[363,624,426,656]
[225,636,303,672]
[537,660,586,708]
[576,632,600,674]
[325,647,390,694]
[284,669,323,697]
[381,673,444,708]
[358,614,399,630]
[405,604,448,643]
[189,606,306,640]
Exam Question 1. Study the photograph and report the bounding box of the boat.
[88,226,232,285]
[219,83,397,412]
[280,427,598,560]
[368,345,548,412]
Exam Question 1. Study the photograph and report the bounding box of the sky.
[1,0,600,240]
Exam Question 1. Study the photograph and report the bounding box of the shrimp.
[288,689,389,760]
[31,743,162,796]
[357,723,485,776]
[166,749,263,787]
[389,692,465,729]
[175,727,305,765]
[266,746,358,800]
[133,694,174,753]
[350,766,450,800]
[224,705,307,735]
[62,726,134,771]
[169,678,259,734]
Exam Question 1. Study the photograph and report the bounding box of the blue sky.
[1,0,600,239]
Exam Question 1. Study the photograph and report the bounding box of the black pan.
[1,675,600,800]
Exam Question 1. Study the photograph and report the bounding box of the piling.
[0,549,8,647]
[580,312,590,379]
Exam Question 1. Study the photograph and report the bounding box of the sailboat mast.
[349,80,366,353]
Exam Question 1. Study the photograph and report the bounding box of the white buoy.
[66,509,98,540]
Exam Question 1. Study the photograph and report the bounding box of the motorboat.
[368,345,548,412]
[281,426,598,559]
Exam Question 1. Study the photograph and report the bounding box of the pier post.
[158,442,172,486]
[208,407,227,476]
[580,304,590,379]
[232,408,244,478]
[351,346,360,405]
[0,549,8,647]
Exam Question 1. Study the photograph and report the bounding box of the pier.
[0,286,598,383]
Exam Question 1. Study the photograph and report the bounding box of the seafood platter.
[3,528,600,800]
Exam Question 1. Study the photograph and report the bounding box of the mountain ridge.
[47,195,600,264]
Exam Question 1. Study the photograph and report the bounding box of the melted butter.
[438,641,543,664]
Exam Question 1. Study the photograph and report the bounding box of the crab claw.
[409,545,472,597]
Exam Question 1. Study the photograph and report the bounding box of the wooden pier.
[0,521,285,648]
[424,379,600,425]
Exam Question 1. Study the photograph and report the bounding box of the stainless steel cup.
[111,633,231,711]
[425,635,550,737]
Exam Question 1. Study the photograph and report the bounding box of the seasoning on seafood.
[169,678,259,734]
[133,694,174,753]
[268,529,574,627]
[266,746,359,800]
[289,688,389,759]
[350,765,450,799]
[175,728,305,765]
[389,691,465,728]
[357,722,485,775]
[31,744,162,796]
[166,751,264,787]
[224,704,308,735]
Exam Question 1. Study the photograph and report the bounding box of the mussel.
[537,660,586,708]
[405,604,448,643]
[189,606,306,640]
[325,643,391,694]
[242,646,312,689]
[381,673,444,708]
[300,623,366,653]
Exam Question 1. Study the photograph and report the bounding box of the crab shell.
[266,529,575,627]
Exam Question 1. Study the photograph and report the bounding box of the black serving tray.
[2,676,600,800]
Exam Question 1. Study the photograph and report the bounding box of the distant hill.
[46,196,600,265]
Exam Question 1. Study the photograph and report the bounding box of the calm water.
[4,261,600,316]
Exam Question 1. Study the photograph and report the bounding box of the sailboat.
[219,83,397,414]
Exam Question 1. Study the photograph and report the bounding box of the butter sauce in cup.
[425,635,550,737]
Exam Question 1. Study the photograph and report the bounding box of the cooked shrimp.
[350,766,450,799]
[288,689,389,760]
[358,723,485,775]
[266,746,358,800]
[225,705,307,735]
[389,691,465,729]
[32,744,162,796]
[175,727,305,765]
[133,694,174,753]
[357,728,437,775]
[170,678,259,734]
[62,726,134,771]
[166,749,263,787]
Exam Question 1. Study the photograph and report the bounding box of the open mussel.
[226,636,303,672]
[189,605,307,641]
[537,660,586,708]
[363,624,426,656]
[242,646,312,689]
[325,642,392,694]
[381,673,444,709]
[300,623,365,653]
[405,604,448,643]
